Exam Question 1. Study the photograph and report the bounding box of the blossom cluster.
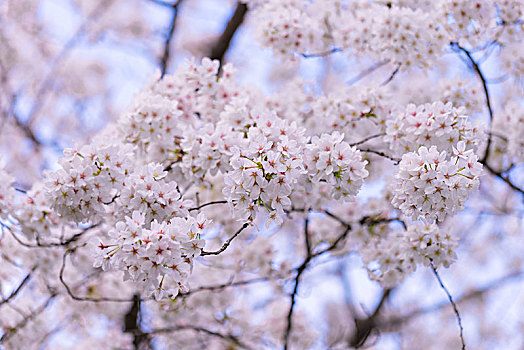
[362,222,458,287]
[254,0,449,68]
[254,0,322,57]
[440,0,495,46]
[338,3,448,69]
[308,86,392,142]
[385,101,483,157]
[119,91,185,163]
[304,132,369,201]
[391,143,482,223]
[45,144,189,226]
[94,211,208,300]
[45,144,131,223]
[14,182,61,240]
[0,159,15,220]
[222,112,308,224]
[490,100,524,167]
[148,58,244,124]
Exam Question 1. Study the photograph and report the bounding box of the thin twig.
[59,249,138,303]
[381,63,401,85]
[145,325,252,349]
[189,200,228,212]
[381,270,524,330]
[179,276,272,297]
[359,149,400,164]
[0,293,57,343]
[147,0,178,8]
[159,0,184,78]
[451,42,493,164]
[350,133,385,147]
[299,47,343,58]
[484,163,524,195]
[430,262,466,350]
[0,268,35,306]
[201,223,249,256]
[347,60,390,85]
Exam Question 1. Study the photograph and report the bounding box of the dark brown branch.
[189,200,228,212]
[359,149,400,164]
[124,293,151,350]
[451,42,493,164]
[381,63,401,85]
[483,163,524,195]
[12,111,41,147]
[430,263,466,350]
[349,289,391,348]
[312,227,351,258]
[347,60,390,85]
[283,251,312,349]
[59,248,138,303]
[283,213,338,349]
[381,270,524,331]
[179,276,272,297]
[304,216,311,255]
[145,325,252,349]
[0,268,35,307]
[208,2,248,68]
[0,293,57,343]
[350,133,386,147]
[159,0,183,78]
[201,223,249,256]
[299,47,342,58]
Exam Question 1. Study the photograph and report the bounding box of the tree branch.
[208,2,248,69]
[483,163,524,195]
[59,248,139,303]
[350,133,386,147]
[0,268,35,307]
[189,200,228,212]
[159,0,184,78]
[430,262,466,350]
[451,42,493,164]
[145,325,252,349]
[299,47,342,58]
[201,223,249,256]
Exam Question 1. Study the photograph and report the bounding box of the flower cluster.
[308,86,392,142]
[14,182,61,240]
[362,222,458,287]
[405,222,458,268]
[304,132,369,201]
[118,163,190,226]
[335,3,448,68]
[45,144,131,224]
[94,211,209,300]
[223,112,308,224]
[500,42,524,81]
[385,101,483,157]
[149,58,244,124]
[0,159,15,220]
[119,91,185,163]
[254,0,323,57]
[45,144,188,226]
[491,101,524,166]
[440,0,495,46]
[391,143,482,223]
